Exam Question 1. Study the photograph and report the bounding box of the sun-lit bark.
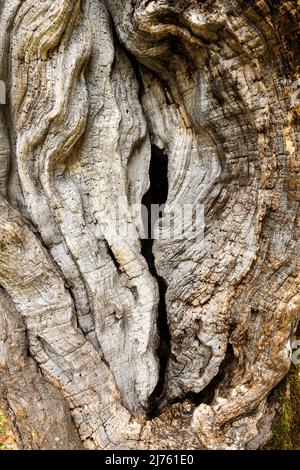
[0,0,299,449]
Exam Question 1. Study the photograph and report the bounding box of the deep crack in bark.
[0,0,299,450]
[140,145,171,417]
[185,344,235,407]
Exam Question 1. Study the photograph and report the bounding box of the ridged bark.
[0,0,299,449]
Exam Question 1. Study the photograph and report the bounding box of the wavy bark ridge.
[0,0,299,450]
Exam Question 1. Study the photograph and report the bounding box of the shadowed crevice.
[185,343,236,406]
[140,145,172,418]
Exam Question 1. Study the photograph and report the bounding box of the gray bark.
[0,0,299,449]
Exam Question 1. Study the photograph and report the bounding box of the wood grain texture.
[0,0,299,449]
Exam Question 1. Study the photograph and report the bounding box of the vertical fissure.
[109,32,173,415]
[185,344,236,406]
[141,145,171,418]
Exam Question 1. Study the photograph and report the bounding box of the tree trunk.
[0,0,299,450]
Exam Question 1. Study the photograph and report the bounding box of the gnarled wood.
[0,0,299,450]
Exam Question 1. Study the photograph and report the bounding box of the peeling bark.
[0,0,299,450]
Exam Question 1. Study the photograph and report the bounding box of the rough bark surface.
[0,0,299,450]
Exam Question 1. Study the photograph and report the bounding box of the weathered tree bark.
[0,0,299,450]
